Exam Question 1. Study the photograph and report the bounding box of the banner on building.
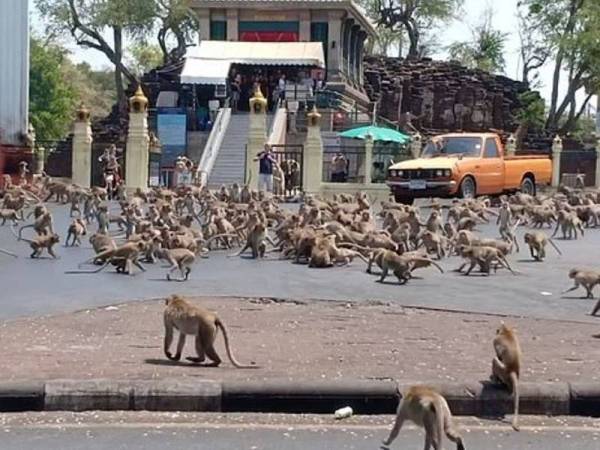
[157,113,187,166]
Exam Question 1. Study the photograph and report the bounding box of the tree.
[155,0,198,64]
[375,0,463,58]
[521,0,600,132]
[447,8,508,73]
[29,38,78,142]
[127,43,164,76]
[357,0,404,56]
[36,0,157,110]
[517,8,550,87]
[514,91,546,149]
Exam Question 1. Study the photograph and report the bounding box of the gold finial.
[129,84,148,113]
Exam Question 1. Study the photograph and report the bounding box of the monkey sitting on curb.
[381,385,465,450]
[163,295,259,368]
[491,323,521,432]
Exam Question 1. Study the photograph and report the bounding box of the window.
[210,21,227,41]
[484,138,499,158]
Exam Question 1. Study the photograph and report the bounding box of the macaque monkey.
[163,295,258,368]
[523,231,562,261]
[89,233,116,262]
[21,233,60,259]
[491,323,521,431]
[74,241,147,275]
[17,211,54,239]
[229,223,275,259]
[378,250,443,284]
[65,218,87,246]
[552,210,584,240]
[155,247,196,281]
[562,268,600,299]
[457,245,516,276]
[382,385,465,450]
[0,209,22,226]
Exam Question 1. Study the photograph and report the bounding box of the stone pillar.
[288,101,299,134]
[198,9,210,41]
[327,11,343,81]
[551,134,563,188]
[342,19,353,80]
[226,9,238,41]
[595,138,600,188]
[357,31,367,86]
[299,11,310,42]
[246,88,268,190]
[505,133,517,157]
[410,132,422,159]
[363,133,373,185]
[303,106,324,194]
[125,86,150,191]
[71,103,93,187]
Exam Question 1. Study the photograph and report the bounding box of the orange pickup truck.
[387,133,552,204]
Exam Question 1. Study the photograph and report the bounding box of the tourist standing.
[331,152,347,182]
[255,144,277,192]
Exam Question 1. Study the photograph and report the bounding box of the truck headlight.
[444,169,451,177]
[389,170,397,177]
[435,169,443,177]
[397,170,404,178]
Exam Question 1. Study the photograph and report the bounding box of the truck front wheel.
[520,176,536,196]
[459,176,476,199]
[394,194,414,205]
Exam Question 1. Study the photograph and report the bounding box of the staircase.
[207,113,249,187]
[208,113,274,188]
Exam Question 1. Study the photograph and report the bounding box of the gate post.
[303,106,323,194]
[595,140,600,188]
[72,103,93,187]
[551,134,563,188]
[126,86,150,190]
[364,132,373,184]
[246,89,267,191]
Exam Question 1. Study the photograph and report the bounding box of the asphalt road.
[1,203,599,322]
[1,414,599,450]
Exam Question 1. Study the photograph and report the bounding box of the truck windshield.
[421,137,482,158]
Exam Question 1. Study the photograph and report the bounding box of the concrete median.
[1,379,598,416]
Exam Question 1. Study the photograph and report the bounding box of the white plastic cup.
[334,406,353,419]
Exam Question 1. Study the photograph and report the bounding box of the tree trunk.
[113,26,126,115]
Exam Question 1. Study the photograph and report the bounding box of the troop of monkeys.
[1,175,600,312]
[0,174,595,448]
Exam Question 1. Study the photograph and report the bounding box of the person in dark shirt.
[255,144,277,192]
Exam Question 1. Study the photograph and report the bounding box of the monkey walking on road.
[381,385,465,450]
[155,247,197,282]
[163,295,259,368]
[562,268,600,299]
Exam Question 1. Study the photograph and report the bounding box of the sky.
[28,0,595,114]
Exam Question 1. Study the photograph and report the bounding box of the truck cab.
[387,133,552,204]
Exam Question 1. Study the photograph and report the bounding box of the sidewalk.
[1,296,598,383]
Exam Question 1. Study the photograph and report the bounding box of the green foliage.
[127,43,164,76]
[447,9,507,73]
[62,62,117,119]
[515,91,546,130]
[29,38,78,142]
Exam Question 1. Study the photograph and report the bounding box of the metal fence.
[40,138,72,178]
[323,144,366,183]
[270,144,303,195]
[559,149,597,187]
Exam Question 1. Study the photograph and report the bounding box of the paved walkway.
[1,297,598,383]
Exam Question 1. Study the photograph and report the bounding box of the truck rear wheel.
[520,176,536,196]
[459,176,476,199]
[394,194,414,205]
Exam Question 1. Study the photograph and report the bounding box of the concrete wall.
[0,0,29,146]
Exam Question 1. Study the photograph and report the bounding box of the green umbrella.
[338,125,411,144]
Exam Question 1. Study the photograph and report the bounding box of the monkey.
[20,233,60,259]
[65,218,87,247]
[96,205,110,234]
[456,217,477,231]
[491,323,521,432]
[155,247,197,281]
[229,223,276,259]
[424,210,444,234]
[89,233,117,261]
[523,231,562,261]
[16,211,54,239]
[0,208,22,226]
[443,221,457,240]
[420,230,447,259]
[562,268,600,299]
[163,295,258,368]
[381,385,465,450]
[378,250,444,284]
[366,248,387,274]
[552,210,584,239]
[73,241,147,275]
[457,245,516,276]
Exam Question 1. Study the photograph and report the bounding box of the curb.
[1,379,599,416]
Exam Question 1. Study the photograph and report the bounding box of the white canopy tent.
[180,40,326,85]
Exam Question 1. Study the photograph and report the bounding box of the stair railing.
[196,107,232,186]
